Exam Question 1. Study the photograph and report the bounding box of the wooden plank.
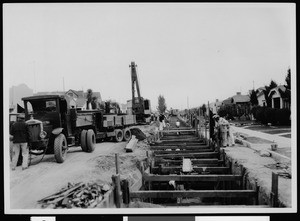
[155,152,219,159]
[161,139,201,143]
[155,158,220,164]
[112,174,121,208]
[162,129,196,133]
[182,158,193,172]
[151,166,230,174]
[153,149,213,154]
[151,143,206,147]
[271,172,279,207]
[151,145,210,149]
[125,135,138,152]
[130,190,257,199]
[143,174,242,182]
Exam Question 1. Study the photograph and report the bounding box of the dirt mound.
[130,128,147,140]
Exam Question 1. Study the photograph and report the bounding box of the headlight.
[40,131,47,139]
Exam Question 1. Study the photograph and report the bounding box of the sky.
[3,3,295,110]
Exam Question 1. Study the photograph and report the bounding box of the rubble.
[38,182,111,209]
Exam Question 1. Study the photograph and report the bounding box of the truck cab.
[22,95,76,163]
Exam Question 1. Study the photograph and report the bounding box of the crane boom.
[129,61,150,124]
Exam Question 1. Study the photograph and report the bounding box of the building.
[64,89,102,110]
[256,87,266,107]
[268,85,290,109]
[34,89,102,110]
[221,92,251,117]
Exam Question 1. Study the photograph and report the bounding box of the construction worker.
[10,114,30,170]
[176,119,180,128]
[159,113,165,138]
[214,115,229,147]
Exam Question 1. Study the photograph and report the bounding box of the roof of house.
[76,97,87,107]
[222,93,250,105]
[269,85,289,98]
[232,94,250,103]
[222,97,233,105]
[66,89,79,97]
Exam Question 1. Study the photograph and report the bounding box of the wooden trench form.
[110,126,280,208]
[115,126,280,208]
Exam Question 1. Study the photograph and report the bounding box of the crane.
[129,61,151,124]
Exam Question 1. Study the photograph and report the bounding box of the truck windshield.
[25,100,57,113]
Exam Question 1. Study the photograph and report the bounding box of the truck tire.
[54,134,68,163]
[123,128,132,141]
[114,129,124,142]
[80,130,87,152]
[86,129,96,152]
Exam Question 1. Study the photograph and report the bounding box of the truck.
[22,95,136,163]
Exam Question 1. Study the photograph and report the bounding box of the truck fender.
[52,128,64,136]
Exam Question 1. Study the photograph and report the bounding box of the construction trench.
[110,116,282,208]
[36,116,285,209]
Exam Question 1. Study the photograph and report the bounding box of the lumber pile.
[38,182,111,209]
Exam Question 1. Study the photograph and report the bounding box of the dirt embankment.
[225,145,291,207]
[9,126,153,209]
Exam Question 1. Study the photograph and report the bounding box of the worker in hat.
[214,115,229,147]
[10,114,30,170]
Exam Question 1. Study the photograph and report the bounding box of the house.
[209,99,222,114]
[221,92,251,116]
[35,89,102,110]
[256,87,267,107]
[65,89,102,110]
[268,85,290,109]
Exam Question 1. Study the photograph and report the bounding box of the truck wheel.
[54,134,68,163]
[114,129,124,142]
[86,129,96,152]
[80,130,87,152]
[123,128,132,141]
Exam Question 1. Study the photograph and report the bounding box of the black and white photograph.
[3,3,296,214]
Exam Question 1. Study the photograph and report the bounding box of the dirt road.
[9,141,129,209]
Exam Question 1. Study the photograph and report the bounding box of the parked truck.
[22,95,136,163]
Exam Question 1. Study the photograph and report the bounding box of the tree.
[157,95,167,114]
[263,80,278,107]
[277,68,291,109]
[200,104,207,116]
[249,89,258,106]
[86,89,93,110]
[285,68,291,90]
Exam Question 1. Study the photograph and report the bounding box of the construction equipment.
[128,61,151,124]
[22,95,136,163]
